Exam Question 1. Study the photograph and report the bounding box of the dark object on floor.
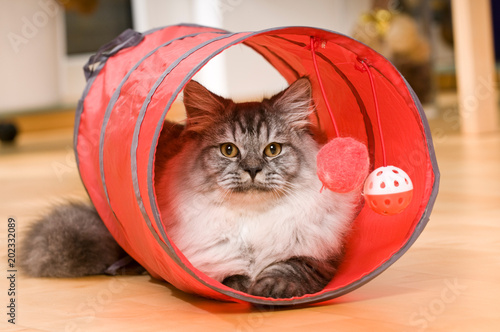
[0,122,18,144]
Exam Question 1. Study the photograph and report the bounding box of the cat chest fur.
[164,183,354,282]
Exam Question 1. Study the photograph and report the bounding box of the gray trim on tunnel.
[76,25,440,306]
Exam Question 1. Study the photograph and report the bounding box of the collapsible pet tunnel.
[74,24,440,306]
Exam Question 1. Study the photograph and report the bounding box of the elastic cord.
[309,37,387,166]
[360,60,387,166]
[309,37,340,137]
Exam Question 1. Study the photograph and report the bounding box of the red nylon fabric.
[76,24,438,305]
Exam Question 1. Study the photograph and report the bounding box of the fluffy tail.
[20,202,143,277]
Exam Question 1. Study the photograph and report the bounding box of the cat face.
[182,78,318,200]
[199,102,305,194]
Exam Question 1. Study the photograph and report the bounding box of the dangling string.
[360,59,387,167]
[309,36,387,166]
[309,37,340,137]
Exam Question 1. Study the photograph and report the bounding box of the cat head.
[181,78,318,200]
[183,78,313,135]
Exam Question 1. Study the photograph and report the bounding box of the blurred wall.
[0,0,63,113]
[132,0,371,99]
[0,0,370,114]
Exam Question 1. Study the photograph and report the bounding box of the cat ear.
[269,77,313,129]
[183,80,230,133]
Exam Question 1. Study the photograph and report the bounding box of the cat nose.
[244,167,262,180]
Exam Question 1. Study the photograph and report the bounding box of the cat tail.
[19,202,145,278]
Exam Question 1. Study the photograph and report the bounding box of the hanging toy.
[363,166,413,215]
[358,59,414,215]
[317,137,370,193]
[310,36,413,215]
[310,37,370,194]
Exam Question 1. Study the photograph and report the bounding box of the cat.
[20,77,363,299]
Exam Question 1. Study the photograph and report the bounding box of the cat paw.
[247,257,337,299]
[222,274,251,293]
[248,275,309,299]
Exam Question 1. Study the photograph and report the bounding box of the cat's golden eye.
[220,143,239,158]
[264,143,282,157]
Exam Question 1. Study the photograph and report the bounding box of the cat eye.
[220,143,239,158]
[264,143,282,157]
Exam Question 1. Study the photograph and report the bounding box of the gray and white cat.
[20,78,362,299]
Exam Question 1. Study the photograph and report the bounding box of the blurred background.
[1,3,498,330]
[0,0,498,140]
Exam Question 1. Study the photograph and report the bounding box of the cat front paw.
[249,274,309,299]
[248,257,337,299]
[222,274,251,293]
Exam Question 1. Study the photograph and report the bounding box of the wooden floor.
[1,121,499,331]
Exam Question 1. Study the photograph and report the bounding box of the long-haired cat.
[20,78,362,299]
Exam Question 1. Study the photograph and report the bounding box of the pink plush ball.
[317,137,370,193]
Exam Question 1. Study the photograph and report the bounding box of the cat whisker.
[277,182,309,209]
[215,188,234,210]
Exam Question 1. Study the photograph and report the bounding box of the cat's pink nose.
[244,167,262,180]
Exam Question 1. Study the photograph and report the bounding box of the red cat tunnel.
[75,24,439,306]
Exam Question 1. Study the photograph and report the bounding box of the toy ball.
[364,166,413,215]
[317,137,370,193]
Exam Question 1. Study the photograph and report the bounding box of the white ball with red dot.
[364,166,413,215]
